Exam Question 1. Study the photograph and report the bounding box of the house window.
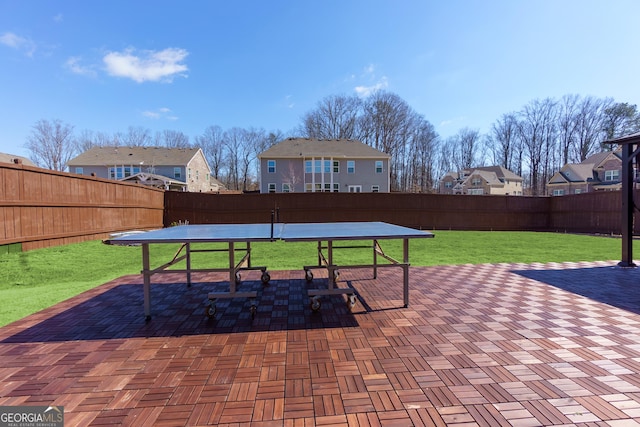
[305,183,312,192]
[553,189,565,196]
[188,168,192,179]
[445,181,453,188]
[267,160,276,173]
[268,183,276,193]
[108,168,115,179]
[323,183,333,192]
[333,161,339,173]
[332,183,339,192]
[468,188,484,195]
[605,170,620,181]
[347,161,355,174]
[375,161,383,174]
[372,185,380,192]
[314,160,321,173]
[133,167,140,174]
[471,178,482,186]
[282,183,292,193]
[348,185,361,192]
[324,160,332,173]
[574,188,582,194]
[75,167,83,175]
[305,160,312,173]
[196,170,199,181]
[174,167,181,179]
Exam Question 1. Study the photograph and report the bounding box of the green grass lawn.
[0,231,636,327]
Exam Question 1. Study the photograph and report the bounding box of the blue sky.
[1,0,639,159]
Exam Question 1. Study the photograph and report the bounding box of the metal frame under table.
[104,222,434,321]
[280,222,433,312]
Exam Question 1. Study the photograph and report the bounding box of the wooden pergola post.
[606,132,640,267]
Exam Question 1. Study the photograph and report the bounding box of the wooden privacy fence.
[164,190,640,234]
[0,162,164,251]
[2,160,637,253]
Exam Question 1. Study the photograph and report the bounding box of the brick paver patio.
[1,261,640,426]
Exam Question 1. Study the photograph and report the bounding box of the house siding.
[185,151,216,192]
[260,157,389,193]
[68,147,217,192]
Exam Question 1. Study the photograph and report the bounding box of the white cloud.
[353,64,389,97]
[65,56,97,77]
[0,32,36,57]
[284,95,295,109]
[355,76,389,97]
[103,47,188,83]
[142,107,178,121]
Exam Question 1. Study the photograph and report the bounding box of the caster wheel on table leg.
[206,303,217,318]
[347,294,357,311]
[310,296,321,312]
[261,272,270,285]
[305,270,314,282]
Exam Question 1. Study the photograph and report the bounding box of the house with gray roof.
[439,166,523,195]
[67,146,222,192]
[0,152,36,167]
[257,138,390,193]
[546,150,623,196]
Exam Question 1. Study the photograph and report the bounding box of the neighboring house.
[546,150,623,196]
[0,152,36,167]
[257,138,391,193]
[439,166,524,195]
[67,146,221,192]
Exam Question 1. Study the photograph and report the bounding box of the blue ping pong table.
[105,221,434,320]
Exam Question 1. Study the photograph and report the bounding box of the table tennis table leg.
[186,242,191,287]
[229,241,236,293]
[403,238,409,308]
[373,239,378,279]
[142,243,152,321]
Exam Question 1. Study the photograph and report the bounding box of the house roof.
[259,138,390,159]
[582,150,620,168]
[465,170,503,187]
[467,166,523,181]
[67,146,202,167]
[561,163,595,182]
[0,152,36,166]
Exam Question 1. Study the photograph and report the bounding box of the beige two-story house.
[439,166,523,195]
[547,150,623,196]
[67,146,222,192]
[258,138,390,193]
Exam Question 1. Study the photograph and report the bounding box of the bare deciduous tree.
[489,112,521,174]
[223,127,267,191]
[360,91,417,190]
[517,98,558,195]
[195,125,226,180]
[25,119,77,171]
[405,118,439,192]
[300,94,362,140]
[572,95,608,162]
[155,129,190,148]
[121,126,153,147]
